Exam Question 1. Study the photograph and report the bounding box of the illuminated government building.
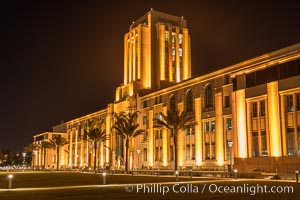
[33,10,300,173]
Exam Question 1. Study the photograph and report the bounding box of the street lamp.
[234,169,238,179]
[22,152,26,165]
[175,170,179,182]
[227,141,233,172]
[8,174,13,189]
[102,172,107,185]
[136,149,141,169]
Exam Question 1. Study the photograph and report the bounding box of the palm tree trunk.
[174,129,178,171]
[94,141,97,172]
[125,138,129,173]
[56,146,59,171]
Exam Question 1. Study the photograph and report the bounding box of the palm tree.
[48,135,68,171]
[24,143,40,170]
[111,111,144,173]
[155,110,194,171]
[83,118,109,172]
[40,141,51,169]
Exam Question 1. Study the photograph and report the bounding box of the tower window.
[204,84,213,108]
[169,95,176,112]
[185,90,193,112]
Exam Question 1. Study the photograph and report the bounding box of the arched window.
[204,84,213,108]
[169,95,176,112]
[185,90,193,112]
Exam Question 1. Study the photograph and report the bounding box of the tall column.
[137,26,141,80]
[175,27,180,82]
[80,128,84,167]
[124,34,128,85]
[74,130,78,167]
[100,142,104,167]
[182,28,190,79]
[106,115,111,163]
[162,106,168,166]
[215,92,224,166]
[148,110,154,167]
[159,23,165,81]
[86,140,89,166]
[177,102,184,167]
[195,97,202,166]
[235,90,247,158]
[280,94,287,156]
[267,82,282,157]
[69,131,73,167]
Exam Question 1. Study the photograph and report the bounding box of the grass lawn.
[0,172,299,200]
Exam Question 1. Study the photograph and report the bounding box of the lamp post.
[234,169,238,179]
[102,172,107,185]
[228,141,233,172]
[8,174,13,189]
[33,150,38,171]
[136,149,141,169]
[22,152,26,165]
[175,170,179,182]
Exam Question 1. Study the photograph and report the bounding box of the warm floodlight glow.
[195,98,202,166]
[236,90,247,158]
[148,110,153,167]
[216,92,224,166]
[267,82,282,157]
[8,174,13,179]
[103,172,106,177]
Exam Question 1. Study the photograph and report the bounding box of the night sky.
[2,1,300,152]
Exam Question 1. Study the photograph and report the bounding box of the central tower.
[116,9,191,101]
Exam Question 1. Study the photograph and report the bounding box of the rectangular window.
[205,143,210,160]
[178,34,183,44]
[143,101,147,108]
[191,125,195,135]
[179,48,183,57]
[261,131,268,156]
[154,113,158,122]
[170,146,174,161]
[252,102,258,117]
[192,144,195,160]
[260,100,266,116]
[224,75,230,85]
[186,127,191,135]
[296,93,300,111]
[224,95,230,108]
[286,95,294,112]
[143,116,148,125]
[155,130,159,139]
[186,144,190,160]
[159,112,163,121]
[226,118,232,131]
[165,32,169,41]
[143,148,147,161]
[204,122,210,133]
[211,121,216,133]
[155,147,159,161]
[159,147,162,161]
[252,132,259,157]
[172,34,175,43]
[287,128,296,156]
[143,130,148,141]
[211,143,216,160]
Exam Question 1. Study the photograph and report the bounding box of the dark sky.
[2,0,300,152]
